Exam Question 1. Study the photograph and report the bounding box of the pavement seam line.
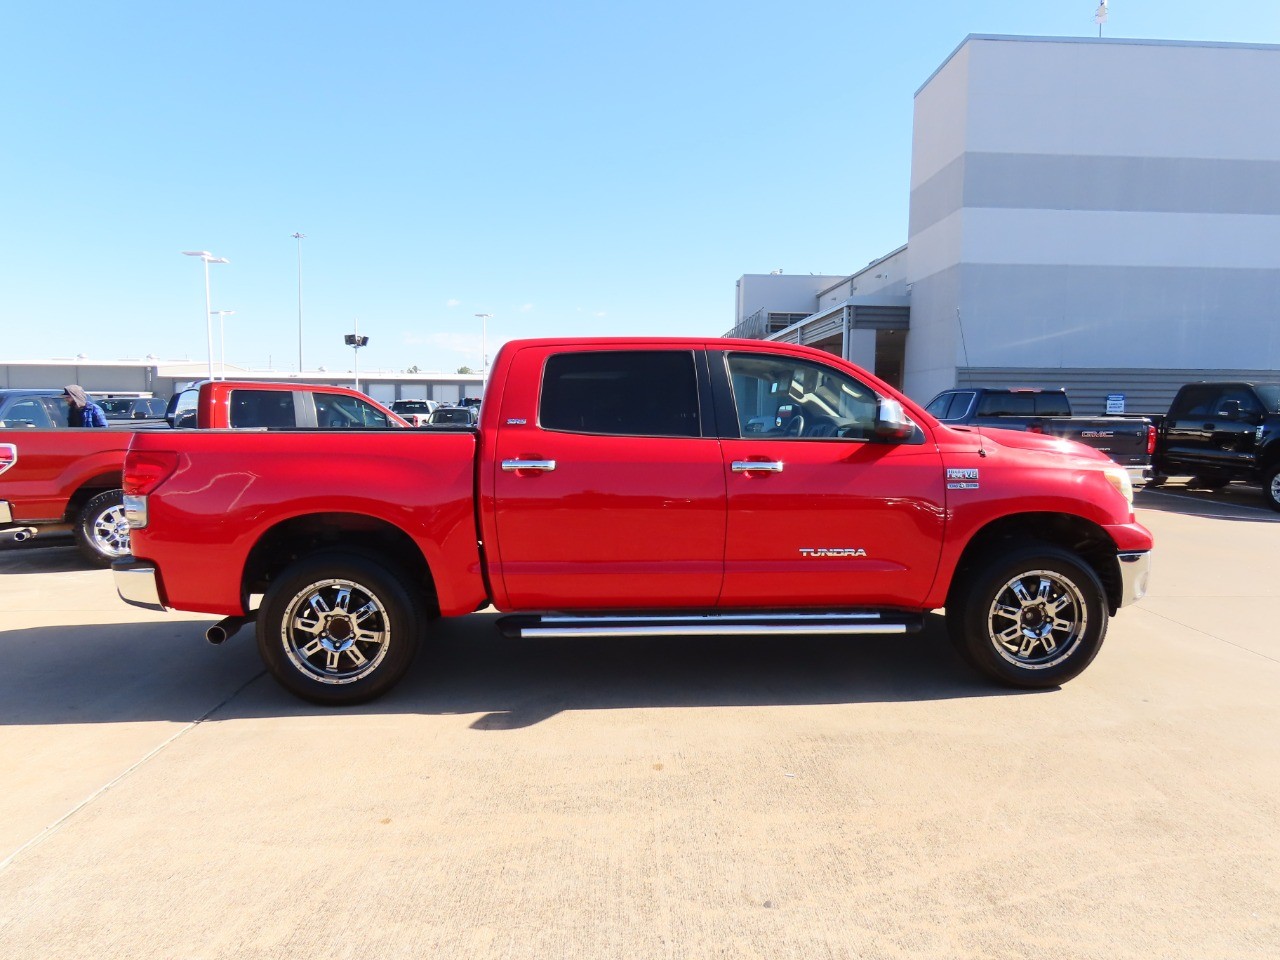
[0,669,267,874]
[1139,608,1280,666]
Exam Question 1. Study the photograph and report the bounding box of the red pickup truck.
[114,338,1153,703]
[1,381,407,563]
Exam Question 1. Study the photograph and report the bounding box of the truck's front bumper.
[1117,551,1152,608]
[112,558,167,612]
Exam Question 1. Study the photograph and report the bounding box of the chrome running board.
[496,610,923,640]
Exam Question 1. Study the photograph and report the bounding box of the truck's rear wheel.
[74,489,131,565]
[257,553,423,705]
[947,545,1108,688]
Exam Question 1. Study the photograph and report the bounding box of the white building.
[735,35,1280,414]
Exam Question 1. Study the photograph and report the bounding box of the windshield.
[393,401,433,413]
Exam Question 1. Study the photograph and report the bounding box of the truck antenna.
[956,308,987,457]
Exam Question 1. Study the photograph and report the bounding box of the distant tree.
[457,365,475,374]
[405,365,420,373]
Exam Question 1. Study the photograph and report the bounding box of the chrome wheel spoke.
[300,638,325,658]
[1011,581,1035,605]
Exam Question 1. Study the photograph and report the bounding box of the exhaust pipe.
[11,528,39,543]
[206,614,255,645]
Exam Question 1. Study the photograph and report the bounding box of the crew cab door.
[713,350,945,609]
[489,345,726,609]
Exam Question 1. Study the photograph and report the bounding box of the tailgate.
[1044,418,1151,466]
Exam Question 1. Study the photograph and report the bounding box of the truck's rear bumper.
[0,500,11,524]
[1117,551,1152,608]
[1125,464,1152,486]
[112,558,167,612]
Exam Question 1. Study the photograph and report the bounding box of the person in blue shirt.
[64,385,108,428]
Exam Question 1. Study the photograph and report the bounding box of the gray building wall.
[905,35,1280,404]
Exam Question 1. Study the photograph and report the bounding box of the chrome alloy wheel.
[280,578,392,685]
[986,568,1088,670]
[1270,472,1280,506]
[91,503,132,558]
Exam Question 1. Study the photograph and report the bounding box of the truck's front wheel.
[947,545,1108,688]
[258,553,423,705]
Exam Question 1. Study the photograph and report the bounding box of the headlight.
[1103,467,1133,507]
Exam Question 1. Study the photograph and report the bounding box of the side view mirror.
[873,398,916,442]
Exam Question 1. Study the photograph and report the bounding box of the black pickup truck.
[1150,381,1280,510]
[924,387,1154,484]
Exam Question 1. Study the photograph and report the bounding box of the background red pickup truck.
[0,380,406,563]
[116,338,1153,704]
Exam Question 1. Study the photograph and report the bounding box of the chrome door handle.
[731,460,784,473]
[502,459,557,472]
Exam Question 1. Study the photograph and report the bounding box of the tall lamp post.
[291,232,306,371]
[182,251,229,380]
[345,325,369,392]
[211,310,235,379]
[474,313,492,399]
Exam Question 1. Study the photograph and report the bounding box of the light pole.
[211,310,235,378]
[181,251,229,380]
[344,323,369,392]
[291,232,305,371]
[474,313,492,399]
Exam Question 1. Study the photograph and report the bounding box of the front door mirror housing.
[873,397,916,442]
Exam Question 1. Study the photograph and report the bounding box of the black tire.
[74,489,131,565]
[947,544,1108,689]
[1188,475,1228,491]
[257,552,424,705]
[1264,464,1280,512]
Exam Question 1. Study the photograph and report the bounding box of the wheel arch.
[946,512,1124,615]
[62,470,123,522]
[242,512,440,618]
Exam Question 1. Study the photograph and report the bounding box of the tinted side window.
[925,392,954,418]
[540,351,700,437]
[229,390,297,428]
[945,392,975,419]
[1172,386,1222,418]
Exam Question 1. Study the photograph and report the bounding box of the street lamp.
[211,310,235,379]
[474,313,492,398]
[181,251,229,380]
[344,325,369,392]
[291,232,305,371]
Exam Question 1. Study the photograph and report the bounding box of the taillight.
[1146,424,1157,455]
[0,443,15,476]
[123,450,179,495]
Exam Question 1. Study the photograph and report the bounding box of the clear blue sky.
[3,2,1277,375]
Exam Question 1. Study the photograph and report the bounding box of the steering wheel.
[784,413,806,437]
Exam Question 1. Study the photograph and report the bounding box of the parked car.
[389,399,439,427]
[924,387,1154,484]
[115,336,1152,705]
[425,405,479,427]
[1150,381,1280,509]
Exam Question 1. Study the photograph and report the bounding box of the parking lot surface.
[0,485,1277,959]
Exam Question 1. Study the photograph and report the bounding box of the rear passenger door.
[490,346,727,609]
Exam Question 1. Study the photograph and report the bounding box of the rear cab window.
[228,390,298,428]
[539,350,701,437]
